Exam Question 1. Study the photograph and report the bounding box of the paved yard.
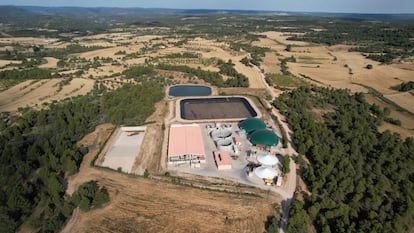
[102,126,146,173]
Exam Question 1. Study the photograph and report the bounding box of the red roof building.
[168,124,205,165]
[213,151,232,170]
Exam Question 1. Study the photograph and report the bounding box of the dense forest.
[0,80,164,232]
[0,68,55,90]
[287,22,414,63]
[398,81,414,92]
[273,86,414,233]
[156,63,249,87]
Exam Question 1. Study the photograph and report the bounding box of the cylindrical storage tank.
[211,128,232,141]
[216,138,234,152]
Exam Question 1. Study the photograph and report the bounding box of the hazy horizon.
[1,0,414,14]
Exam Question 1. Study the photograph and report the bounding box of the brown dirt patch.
[0,59,21,67]
[39,57,59,69]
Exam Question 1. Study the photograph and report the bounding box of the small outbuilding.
[233,136,242,146]
[213,151,232,170]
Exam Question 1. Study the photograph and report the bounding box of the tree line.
[287,21,414,63]
[156,63,249,87]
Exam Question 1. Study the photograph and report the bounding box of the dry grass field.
[0,78,94,112]
[0,37,59,46]
[253,31,414,137]
[259,31,309,46]
[0,29,412,129]
[365,94,414,138]
[261,52,281,74]
[0,59,21,68]
[257,32,414,108]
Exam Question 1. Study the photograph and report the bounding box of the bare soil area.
[0,59,21,67]
[38,57,59,69]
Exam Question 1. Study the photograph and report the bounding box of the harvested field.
[277,44,414,108]
[350,64,413,94]
[364,94,414,131]
[64,174,274,233]
[0,79,60,111]
[262,52,281,74]
[78,40,116,47]
[379,122,414,139]
[253,38,286,51]
[259,31,309,46]
[385,92,414,114]
[50,78,95,100]
[234,62,266,88]
[0,78,94,112]
[76,45,143,60]
[288,62,366,92]
[124,57,147,66]
[84,64,125,78]
[0,59,21,67]
[0,37,59,45]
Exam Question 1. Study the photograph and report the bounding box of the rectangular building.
[168,124,205,165]
[213,151,232,170]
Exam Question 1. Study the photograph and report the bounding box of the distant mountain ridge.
[0,5,413,21]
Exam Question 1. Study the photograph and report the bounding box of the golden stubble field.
[254,31,414,137]
[0,31,269,112]
[0,78,94,112]
[1,29,413,120]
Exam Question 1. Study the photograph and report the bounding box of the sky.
[1,0,414,14]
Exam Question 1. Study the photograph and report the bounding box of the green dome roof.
[248,129,279,146]
[238,118,266,133]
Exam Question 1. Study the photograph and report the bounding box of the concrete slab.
[102,126,146,173]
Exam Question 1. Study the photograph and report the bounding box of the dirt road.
[253,63,298,233]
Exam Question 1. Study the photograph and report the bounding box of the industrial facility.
[167,116,283,186]
[167,124,206,167]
